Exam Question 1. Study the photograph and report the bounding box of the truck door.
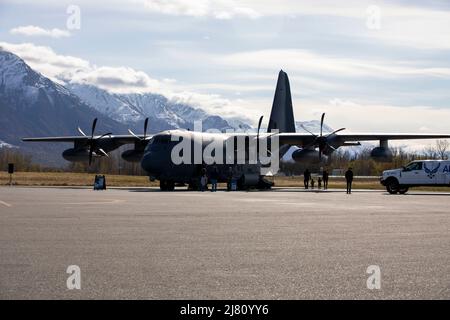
[445,163,450,185]
[435,162,450,185]
[401,161,425,184]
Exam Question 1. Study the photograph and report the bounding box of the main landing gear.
[159,180,175,191]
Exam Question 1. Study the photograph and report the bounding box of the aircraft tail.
[268,70,296,133]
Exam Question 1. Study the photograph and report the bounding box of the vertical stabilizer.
[268,70,296,133]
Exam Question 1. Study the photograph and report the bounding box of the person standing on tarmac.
[303,169,311,189]
[322,169,329,190]
[210,165,219,192]
[227,166,234,191]
[345,167,354,194]
[200,167,208,192]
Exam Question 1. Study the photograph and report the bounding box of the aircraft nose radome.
[141,152,161,175]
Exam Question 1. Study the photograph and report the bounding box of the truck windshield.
[404,162,423,171]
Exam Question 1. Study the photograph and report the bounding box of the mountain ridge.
[0,49,335,166]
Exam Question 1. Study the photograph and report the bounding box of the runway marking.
[0,200,12,207]
[64,199,126,205]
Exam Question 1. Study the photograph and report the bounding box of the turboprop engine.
[370,140,393,162]
[370,147,393,162]
[121,149,144,162]
[62,148,90,162]
[291,149,324,163]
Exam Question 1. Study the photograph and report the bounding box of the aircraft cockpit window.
[153,135,171,145]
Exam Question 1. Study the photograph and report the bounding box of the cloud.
[218,49,450,79]
[0,42,156,91]
[293,98,450,150]
[0,41,252,121]
[0,42,89,83]
[138,0,261,19]
[135,0,450,50]
[10,25,71,38]
[70,66,162,93]
[298,98,450,133]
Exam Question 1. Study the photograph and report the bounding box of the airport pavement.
[0,186,449,299]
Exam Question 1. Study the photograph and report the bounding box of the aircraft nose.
[141,151,162,175]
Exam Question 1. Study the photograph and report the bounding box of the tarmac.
[0,186,449,299]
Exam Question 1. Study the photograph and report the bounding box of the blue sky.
[1,0,450,148]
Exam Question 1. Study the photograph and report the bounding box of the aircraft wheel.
[160,180,175,191]
[166,181,175,191]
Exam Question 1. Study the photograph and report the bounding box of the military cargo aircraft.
[23,70,450,191]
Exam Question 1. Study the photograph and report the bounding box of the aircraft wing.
[22,136,90,142]
[22,135,151,145]
[277,132,450,146]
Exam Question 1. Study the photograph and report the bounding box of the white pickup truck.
[381,160,450,194]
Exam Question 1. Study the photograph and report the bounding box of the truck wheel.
[386,179,399,194]
[399,187,409,194]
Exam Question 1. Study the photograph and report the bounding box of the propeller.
[254,115,275,160]
[128,117,149,141]
[256,115,263,156]
[302,113,345,160]
[78,118,112,165]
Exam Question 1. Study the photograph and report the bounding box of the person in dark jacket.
[210,165,219,192]
[322,169,329,190]
[345,168,354,194]
[303,169,311,189]
[227,166,234,191]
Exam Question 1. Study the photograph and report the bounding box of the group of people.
[303,169,329,190]
[197,165,355,193]
[303,168,354,194]
[199,165,236,192]
[200,166,218,192]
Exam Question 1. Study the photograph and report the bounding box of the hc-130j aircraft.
[23,70,450,191]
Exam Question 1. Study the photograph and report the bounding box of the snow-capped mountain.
[0,49,252,164]
[67,82,248,131]
[0,49,127,165]
[0,49,72,106]
[66,83,144,123]
[0,139,16,148]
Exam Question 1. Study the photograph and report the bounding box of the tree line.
[281,140,449,176]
